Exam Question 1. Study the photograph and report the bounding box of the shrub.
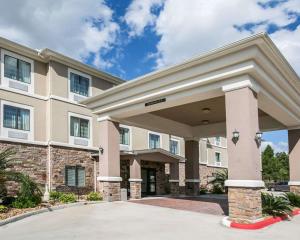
[50,191,63,202]
[0,204,8,213]
[199,186,207,195]
[285,192,300,208]
[87,192,103,201]
[208,169,228,193]
[12,196,41,209]
[211,184,224,194]
[261,193,292,217]
[2,196,15,206]
[58,193,76,203]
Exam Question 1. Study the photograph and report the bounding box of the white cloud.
[261,141,288,153]
[0,0,119,69]
[124,0,164,37]
[124,0,300,74]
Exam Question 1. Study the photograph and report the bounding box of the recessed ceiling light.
[202,120,209,125]
[202,108,211,114]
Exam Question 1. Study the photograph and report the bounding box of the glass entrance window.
[149,133,160,149]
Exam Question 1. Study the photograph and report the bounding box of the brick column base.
[99,181,121,201]
[290,185,300,195]
[170,181,179,195]
[130,181,141,199]
[185,182,199,196]
[228,187,263,223]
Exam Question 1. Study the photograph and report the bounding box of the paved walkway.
[130,195,228,215]
[1,202,300,240]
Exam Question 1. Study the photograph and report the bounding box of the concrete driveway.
[1,202,300,240]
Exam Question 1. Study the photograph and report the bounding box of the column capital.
[222,79,260,93]
[129,178,143,182]
[97,176,122,182]
[225,180,265,188]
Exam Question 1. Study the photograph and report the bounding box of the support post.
[98,120,122,201]
[185,140,200,195]
[224,85,264,223]
[288,129,300,194]
[129,156,142,199]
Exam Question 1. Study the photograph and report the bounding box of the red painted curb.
[229,208,300,230]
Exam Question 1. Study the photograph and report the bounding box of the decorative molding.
[0,136,48,146]
[169,179,179,183]
[128,178,143,182]
[225,180,265,188]
[49,141,98,151]
[97,176,122,182]
[185,179,200,183]
[0,86,48,101]
[222,79,260,93]
[288,181,300,186]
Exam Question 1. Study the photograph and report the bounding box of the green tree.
[262,145,289,184]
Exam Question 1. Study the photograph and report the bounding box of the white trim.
[288,181,300,186]
[49,95,86,107]
[97,176,122,182]
[0,100,34,141]
[221,217,232,228]
[225,180,265,188]
[1,49,35,94]
[148,130,162,149]
[68,68,92,102]
[49,141,98,151]
[97,115,118,122]
[68,112,92,147]
[128,178,143,182]
[170,137,180,156]
[185,179,200,183]
[222,79,260,93]
[0,86,47,100]
[0,136,47,146]
[119,124,132,151]
[207,164,227,169]
[169,179,179,183]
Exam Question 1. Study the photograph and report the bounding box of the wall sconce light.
[255,131,263,146]
[99,147,104,155]
[232,129,239,144]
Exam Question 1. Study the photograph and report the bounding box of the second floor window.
[149,133,160,149]
[215,136,221,146]
[70,116,89,139]
[215,152,221,166]
[4,55,31,83]
[120,127,130,145]
[70,72,89,97]
[3,105,30,131]
[170,139,179,155]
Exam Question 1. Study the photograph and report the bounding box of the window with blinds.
[65,166,85,187]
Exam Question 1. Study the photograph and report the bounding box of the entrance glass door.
[141,168,156,196]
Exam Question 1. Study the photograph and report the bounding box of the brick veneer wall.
[199,164,227,186]
[0,141,47,195]
[50,146,96,194]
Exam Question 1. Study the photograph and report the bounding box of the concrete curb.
[221,208,300,230]
[0,201,104,226]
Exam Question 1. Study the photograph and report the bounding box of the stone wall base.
[170,182,179,195]
[185,182,199,196]
[130,182,141,199]
[99,181,121,201]
[290,185,300,195]
[228,187,262,223]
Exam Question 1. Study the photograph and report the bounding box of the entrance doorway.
[141,168,156,196]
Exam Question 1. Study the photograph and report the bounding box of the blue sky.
[0,0,299,152]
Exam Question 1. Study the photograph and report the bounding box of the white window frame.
[148,131,162,149]
[0,100,34,141]
[170,137,180,155]
[214,151,222,167]
[68,68,92,102]
[68,112,92,147]
[215,136,221,146]
[119,124,132,151]
[0,49,34,94]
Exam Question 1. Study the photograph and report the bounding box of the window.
[215,152,221,166]
[149,133,160,149]
[65,166,85,187]
[120,127,130,145]
[70,116,90,139]
[170,139,179,155]
[3,105,30,131]
[215,136,221,146]
[70,72,90,97]
[4,55,31,83]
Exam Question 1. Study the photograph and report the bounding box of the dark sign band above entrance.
[145,98,166,107]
